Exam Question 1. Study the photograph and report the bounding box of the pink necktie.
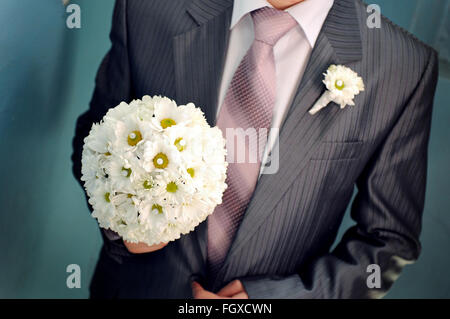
[207,7,297,275]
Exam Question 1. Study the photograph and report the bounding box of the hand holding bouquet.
[81,96,227,246]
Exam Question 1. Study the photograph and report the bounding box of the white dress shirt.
[217,0,334,173]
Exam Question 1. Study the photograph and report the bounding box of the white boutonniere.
[309,65,364,115]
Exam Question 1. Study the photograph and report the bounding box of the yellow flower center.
[127,193,135,205]
[151,204,163,215]
[187,168,195,178]
[127,130,142,146]
[121,167,132,178]
[143,180,153,189]
[153,152,169,169]
[104,152,111,156]
[174,137,186,151]
[335,80,345,90]
[166,181,178,193]
[104,192,111,203]
[160,118,176,129]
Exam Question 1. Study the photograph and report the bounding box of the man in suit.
[72,0,438,298]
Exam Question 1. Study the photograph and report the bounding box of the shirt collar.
[230,0,335,48]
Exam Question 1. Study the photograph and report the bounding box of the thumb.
[191,281,203,295]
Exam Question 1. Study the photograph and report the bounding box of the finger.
[197,291,225,299]
[192,282,227,299]
[217,280,244,297]
[191,281,204,297]
[123,241,168,253]
[231,291,249,299]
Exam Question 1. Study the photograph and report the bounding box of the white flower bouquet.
[81,96,228,245]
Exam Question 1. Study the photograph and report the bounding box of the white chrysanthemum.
[180,201,211,225]
[81,96,227,245]
[181,161,212,193]
[138,201,170,238]
[136,95,155,121]
[111,114,150,153]
[163,125,204,162]
[142,136,181,173]
[105,101,137,121]
[132,173,156,199]
[151,96,191,130]
[202,172,227,205]
[81,150,104,194]
[323,64,365,108]
[151,169,195,206]
[178,102,208,127]
[84,121,115,154]
[201,126,227,166]
[105,155,135,193]
[89,180,116,228]
[115,194,140,225]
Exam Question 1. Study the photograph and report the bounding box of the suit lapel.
[213,0,364,285]
[173,0,233,262]
[173,0,233,126]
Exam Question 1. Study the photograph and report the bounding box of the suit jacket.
[71,0,439,298]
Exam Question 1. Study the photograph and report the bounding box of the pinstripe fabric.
[72,0,439,298]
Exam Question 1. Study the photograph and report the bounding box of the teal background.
[0,0,448,298]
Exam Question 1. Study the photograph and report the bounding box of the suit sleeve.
[240,50,439,298]
[71,0,132,255]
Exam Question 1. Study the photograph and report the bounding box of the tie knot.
[251,7,297,46]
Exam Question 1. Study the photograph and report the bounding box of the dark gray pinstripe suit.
[72,0,439,298]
